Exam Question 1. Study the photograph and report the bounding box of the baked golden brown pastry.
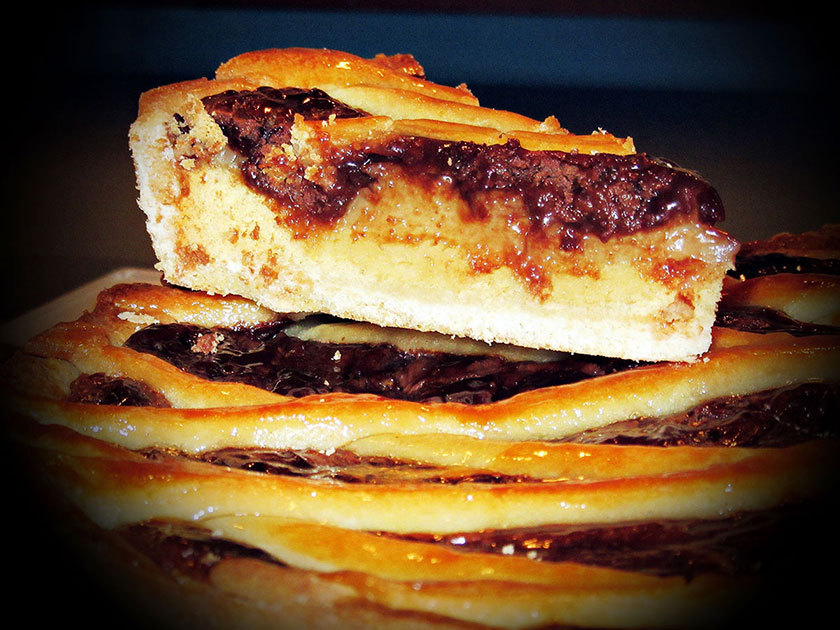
[2,224,838,629]
[4,47,838,629]
[128,47,738,362]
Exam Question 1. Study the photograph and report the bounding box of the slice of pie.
[129,47,738,362]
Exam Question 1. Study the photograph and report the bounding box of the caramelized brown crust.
[2,226,838,629]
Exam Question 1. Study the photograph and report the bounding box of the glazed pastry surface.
[3,226,838,629]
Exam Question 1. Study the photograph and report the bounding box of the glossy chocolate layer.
[564,382,837,448]
[715,305,840,336]
[141,445,539,485]
[386,504,813,579]
[120,520,281,582]
[120,504,813,581]
[68,373,170,407]
[119,305,836,414]
[202,87,371,227]
[202,87,724,246]
[732,252,840,280]
[123,320,639,404]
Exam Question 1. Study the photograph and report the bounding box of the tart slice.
[129,47,738,362]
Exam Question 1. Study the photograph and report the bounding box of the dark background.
[2,2,836,324]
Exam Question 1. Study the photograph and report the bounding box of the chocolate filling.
[201,87,724,247]
[731,252,840,280]
[140,444,544,485]
[118,503,816,582]
[68,373,170,407]
[383,504,814,580]
[123,319,640,405]
[119,520,281,582]
[563,382,838,448]
[715,305,840,336]
[117,303,837,415]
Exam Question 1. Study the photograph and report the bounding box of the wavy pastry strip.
[8,314,838,448]
[11,412,834,535]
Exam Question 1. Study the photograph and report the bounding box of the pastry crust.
[129,47,738,362]
[2,226,838,630]
[4,44,837,628]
